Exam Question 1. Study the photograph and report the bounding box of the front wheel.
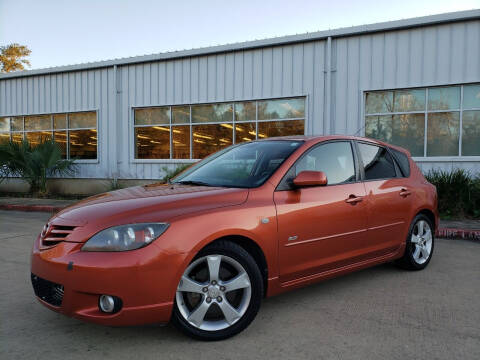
[172,240,263,340]
[396,214,434,270]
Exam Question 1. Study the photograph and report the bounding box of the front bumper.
[31,235,187,326]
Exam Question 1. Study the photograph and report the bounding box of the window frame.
[131,96,308,163]
[0,110,99,163]
[276,139,361,191]
[363,83,480,161]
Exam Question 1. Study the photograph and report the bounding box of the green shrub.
[425,168,480,219]
[0,139,77,196]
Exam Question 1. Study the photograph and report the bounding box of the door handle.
[345,194,363,205]
[400,188,411,197]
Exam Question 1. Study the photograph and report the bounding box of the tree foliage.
[0,43,31,73]
[0,139,77,195]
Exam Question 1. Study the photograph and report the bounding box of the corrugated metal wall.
[117,40,326,179]
[332,19,480,173]
[0,68,116,178]
[0,18,479,179]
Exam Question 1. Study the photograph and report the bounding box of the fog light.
[99,295,122,313]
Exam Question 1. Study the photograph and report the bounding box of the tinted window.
[390,148,410,177]
[281,141,355,188]
[358,143,396,180]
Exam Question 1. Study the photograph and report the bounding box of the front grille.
[31,273,64,307]
[41,225,77,247]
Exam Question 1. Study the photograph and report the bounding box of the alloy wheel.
[175,254,252,331]
[410,220,433,265]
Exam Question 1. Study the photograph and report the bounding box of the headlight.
[82,223,169,252]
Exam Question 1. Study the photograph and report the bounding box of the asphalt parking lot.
[1,210,479,360]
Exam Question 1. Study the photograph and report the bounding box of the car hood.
[52,184,249,234]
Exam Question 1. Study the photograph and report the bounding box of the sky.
[0,0,479,70]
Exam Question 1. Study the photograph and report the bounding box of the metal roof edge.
[1,9,479,80]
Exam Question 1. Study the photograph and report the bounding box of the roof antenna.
[353,123,366,137]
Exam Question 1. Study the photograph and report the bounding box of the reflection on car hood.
[54,184,249,226]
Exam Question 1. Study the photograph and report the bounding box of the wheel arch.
[416,209,436,231]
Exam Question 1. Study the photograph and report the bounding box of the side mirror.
[293,171,328,187]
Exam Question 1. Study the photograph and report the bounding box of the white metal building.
[0,9,479,187]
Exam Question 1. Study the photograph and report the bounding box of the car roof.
[255,135,411,156]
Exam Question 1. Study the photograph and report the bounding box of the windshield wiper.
[175,180,213,187]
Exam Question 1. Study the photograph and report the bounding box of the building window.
[133,97,305,160]
[365,84,480,157]
[0,111,97,160]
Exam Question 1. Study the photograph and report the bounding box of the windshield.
[172,140,303,188]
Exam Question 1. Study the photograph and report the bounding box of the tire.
[172,240,263,341]
[395,214,434,270]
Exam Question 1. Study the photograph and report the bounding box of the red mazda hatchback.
[31,136,438,340]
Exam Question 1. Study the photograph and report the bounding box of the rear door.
[355,141,414,257]
[274,141,369,283]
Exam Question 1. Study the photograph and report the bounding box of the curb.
[436,228,480,241]
[0,204,64,213]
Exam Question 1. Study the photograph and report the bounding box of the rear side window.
[358,143,396,180]
[390,148,411,177]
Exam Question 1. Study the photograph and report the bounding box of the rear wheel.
[172,240,263,340]
[396,214,434,270]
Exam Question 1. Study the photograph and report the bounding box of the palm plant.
[0,139,77,195]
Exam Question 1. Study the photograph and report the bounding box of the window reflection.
[393,89,425,112]
[25,131,52,146]
[296,142,355,184]
[192,124,233,159]
[11,132,24,143]
[258,120,304,138]
[69,129,98,159]
[0,118,10,131]
[192,103,233,123]
[427,112,459,156]
[463,85,480,109]
[365,114,424,156]
[365,91,393,114]
[172,106,190,124]
[462,111,480,156]
[258,98,305,120]
[172,125,190,159]
[54,131,68,158]
[235,122,256,143]
[69,112,96,129]
[0,132,10,143]
[54,114,67,129]
[11,117,23,131]
[25,115,51,130]
[134,98,305,159]
[135,126,170,159]
[235,102,256,121]
[135,107,170,125]
[0,112,97,159]
[428,87,460,110]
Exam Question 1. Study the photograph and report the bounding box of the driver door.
[274,141,369,283]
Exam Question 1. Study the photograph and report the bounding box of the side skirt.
[266,244,405,297]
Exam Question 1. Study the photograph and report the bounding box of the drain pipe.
[324,36,332,136]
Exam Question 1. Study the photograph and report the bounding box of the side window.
[390,148,411,177]
[294,142,356,185]
[358,143,396,180]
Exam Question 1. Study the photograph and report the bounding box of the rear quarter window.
[390,148,411,177]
